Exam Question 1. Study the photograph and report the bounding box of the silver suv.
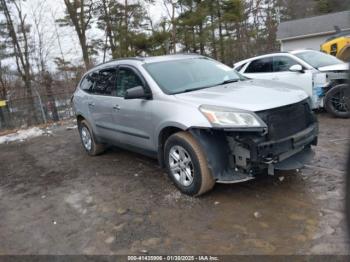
[73,54,318,196]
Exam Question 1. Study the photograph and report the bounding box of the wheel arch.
[157,125,187,167]
[76,114,86,127]
[76,114,103,143]
[324,83,350,118]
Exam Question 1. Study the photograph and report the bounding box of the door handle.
[113,105,121,110]
[88,102,95,107]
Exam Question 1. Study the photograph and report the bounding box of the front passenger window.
[116,68,143,97]
[273,56,299,72]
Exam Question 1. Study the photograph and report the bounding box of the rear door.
[87,68,119,140]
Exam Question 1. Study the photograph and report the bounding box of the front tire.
[78,120,106,156]
[325,84,350,118]
[164,132,215,196]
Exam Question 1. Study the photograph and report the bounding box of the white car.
[234,50,349,118]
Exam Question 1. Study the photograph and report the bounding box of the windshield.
[143,58,245,94]
[294,51,343,68]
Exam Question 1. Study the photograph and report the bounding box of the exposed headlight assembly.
[199,105,265,128]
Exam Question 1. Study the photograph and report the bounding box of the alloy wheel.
[168,145,194,187]
[81,126,92,151]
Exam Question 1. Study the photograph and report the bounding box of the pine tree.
[57,0,95,69]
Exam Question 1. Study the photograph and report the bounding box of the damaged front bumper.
[189,123,318,183]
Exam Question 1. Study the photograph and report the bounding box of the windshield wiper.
[173,79,241,94]
[174,86,212,94]
[217,79,240,85]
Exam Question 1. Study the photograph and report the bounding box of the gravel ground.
[0,114,349,255]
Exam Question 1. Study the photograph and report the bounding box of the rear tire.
[325,84,350,118]
[78,120,105,156]
[164,132,215,196]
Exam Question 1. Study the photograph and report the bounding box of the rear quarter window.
[234,63,246,72]
[80,75,94,92]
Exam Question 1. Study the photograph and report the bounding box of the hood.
[318,63,349,72]
[174,79,309,112]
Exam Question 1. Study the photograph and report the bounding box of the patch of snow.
[164,191,182,202]
[254,211,262,218]
[64,190,92,214]
[66,125,77,130]
[0,127,44,144]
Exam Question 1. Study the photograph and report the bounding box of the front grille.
[257,100,314,140]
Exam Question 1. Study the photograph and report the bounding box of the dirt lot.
[0,114,349,255]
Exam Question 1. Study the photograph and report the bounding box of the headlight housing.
[199,105,265,128]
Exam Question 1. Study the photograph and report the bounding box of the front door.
[111,66,154,151]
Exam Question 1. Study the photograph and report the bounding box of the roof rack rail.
[94,53,203,68]
[95,57,145,67]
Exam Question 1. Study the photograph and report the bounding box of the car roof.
[98,53,203,67]
[142,53,204,63]
[234,52,292,66]
[289,49,319,54]
[84,53,204,76]
[233,50,322,67]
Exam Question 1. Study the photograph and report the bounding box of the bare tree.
[50,9,70,82]
[0,0,39,125]
[30,0,60,121]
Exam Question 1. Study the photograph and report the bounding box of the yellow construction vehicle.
[321,26,350,61]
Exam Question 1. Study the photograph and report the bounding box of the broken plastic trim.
[189,124,318,183]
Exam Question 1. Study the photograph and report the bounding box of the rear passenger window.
[81,69,117,95]
[245,57,273,73]
[273,56,299,72]
[93,69,117,95]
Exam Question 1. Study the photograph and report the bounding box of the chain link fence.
[0,92,75,131]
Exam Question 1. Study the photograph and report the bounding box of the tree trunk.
[210,8,217,59]
[171,1,177,53]
[43,72,59,122]
[199,22,204,55]
[24,79,39,126]
[124,0,129,57]
[102,0,117,58]
[216,0,224,62]
[80,33,90,69]
[63,0,91,69]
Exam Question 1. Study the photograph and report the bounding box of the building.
[277,11,350,51]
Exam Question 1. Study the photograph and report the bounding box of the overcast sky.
[17,0,166,71]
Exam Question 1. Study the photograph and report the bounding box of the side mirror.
[289,64,304,73]
[124,86,150,100]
